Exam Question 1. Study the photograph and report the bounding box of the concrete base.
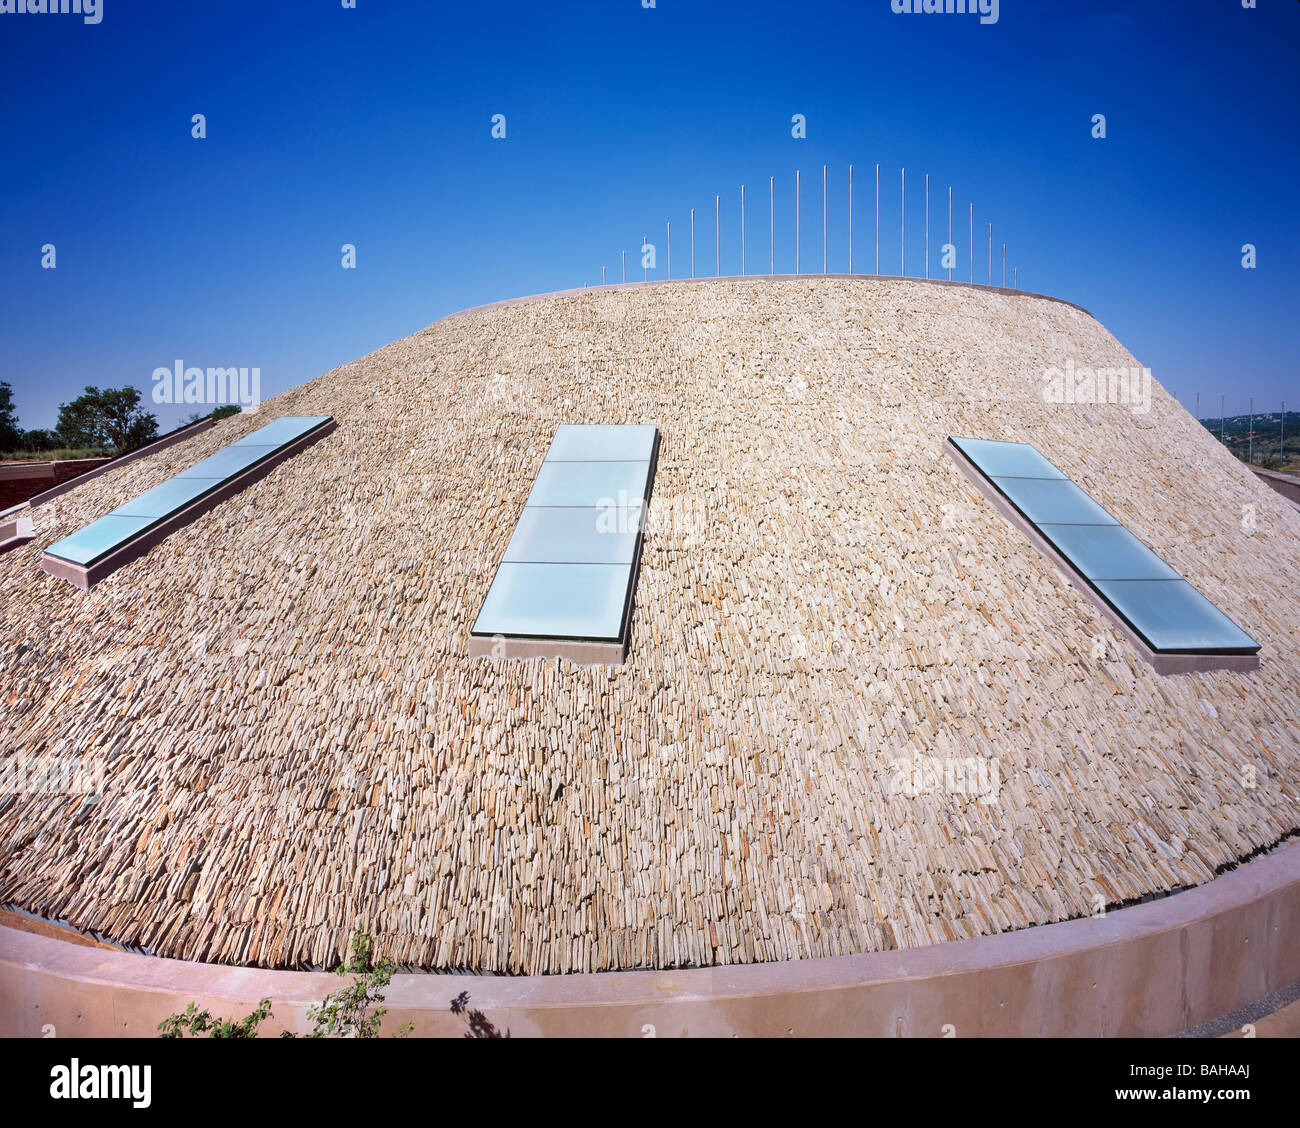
[0,514,34,555]
[944,438,1261,675]
[41,418,337,591]
[1,841,1295,1038]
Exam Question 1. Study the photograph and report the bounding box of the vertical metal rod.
[1002,243,1006,288]
[875,163,880,275]
[1013,266,1017,290]
[900,167,905,277]
[770,177,774,275]
[969,205,973,283]
[691,208,695,279]
[987,223,992,284]
[602,265,606,286]
[947,187,952,281]
[1281,400,1286,463]
[924,173,929,280]
[848,164,853,275]
[1221,395,1225,443]
[822,164,827,274]
[741,185,746,276]
[715,195,720,278]
[796,170,800,275]
[643,235,647,282]
[667,221,671,280]
[622,250,626,284]
[1249,396,1254,464]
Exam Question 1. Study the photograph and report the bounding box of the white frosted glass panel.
[1095,580,1260,653]
[46,514,158,565]
[527,461,650,508]
[504,507,640,564]
[109,477,220,520]
[991,476,1116,526]
[545,424,658,462]
[177,446,276,480]
[231,415,331,447]
[951,436,1066,480]
[472,562,631,640]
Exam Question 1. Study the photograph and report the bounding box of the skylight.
[43,415,335,590]
[470,424,660,664]
[947,435,1260,674]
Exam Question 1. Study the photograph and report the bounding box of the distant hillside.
[1199,411,1299,473]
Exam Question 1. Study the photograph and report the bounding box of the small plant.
[158,998,274,1039]
[158,931,411,1038]
[302,932,412,1039]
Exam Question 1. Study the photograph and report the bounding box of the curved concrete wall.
[2,842,1295,1038]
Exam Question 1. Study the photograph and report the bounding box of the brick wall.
[0,458,112,511]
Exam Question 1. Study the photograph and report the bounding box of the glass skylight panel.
[545,424,658,462]
[44,415,336,586]
[230,415,332,447]
[108,476,221,520]
[988,476,1116,526]
[1037,523,1180,581]
[177,445,277,480]
[1093,580,1260,653]
[949,436,1066,480]
[472,562,632,641]
[526,460,651,508]
[949,434,1259,662]
[503,507,640,565]
[471,424,661,660]
[46,514,158,566]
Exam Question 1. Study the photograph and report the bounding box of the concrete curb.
[2,842,1295,1038]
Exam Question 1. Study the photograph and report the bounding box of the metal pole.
[1221,395,1225,443]
[691,208,695,279]
[947,186,952,281]
[875,164,880,275]
[667,221,671,280]
[796,170,800,275]
[739,185,747,276]
[622,250,626,284]
[987,223,992,284]
[1013,267,1017,290]
[1249,396,1254,464]
[924,173,929,280]
[822,164,827,274]
[770,177,774,275]
[1282,400,1286,464]
[643,235,647,282]
[900,167,905,277]
[1002,243,1006,288]
[602,265,606,285]
[715,195,720,278]
[969,205,973,283]
[848,165,853,275]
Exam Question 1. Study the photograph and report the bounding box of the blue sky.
[1,0,1296,432]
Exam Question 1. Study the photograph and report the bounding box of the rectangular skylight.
[947,435,1260,673]
[470,424,660,664]
[42,415,335,589]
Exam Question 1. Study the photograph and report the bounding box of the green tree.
[21,429,60,451]
[0,381,22,451]
[57,385,158,452]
